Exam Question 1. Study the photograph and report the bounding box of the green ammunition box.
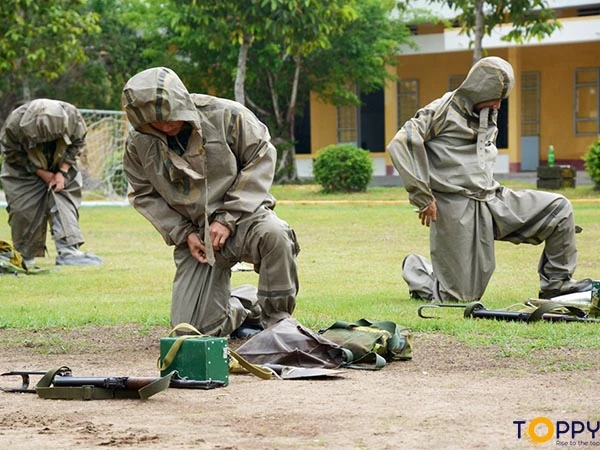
[536,165,576,189]
[159,336,229,386]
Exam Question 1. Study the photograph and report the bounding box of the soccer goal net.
[79,109,129,201]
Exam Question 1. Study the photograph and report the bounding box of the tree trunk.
[274,56,302,183]
[234,33,252,105]
[473,0,485,63]
[22,76,31,102]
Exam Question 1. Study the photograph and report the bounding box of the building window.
[337,85,385,151]
[336,104,358,144]
[397,79,419,128]
[575,68,599,136]
[449,75,465,91]
[521,72,540,136]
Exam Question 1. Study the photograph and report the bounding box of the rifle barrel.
[52,376,157,390]
[52,374,226,390]
[470,309,598,323]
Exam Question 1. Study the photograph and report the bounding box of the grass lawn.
[1,182,599,360]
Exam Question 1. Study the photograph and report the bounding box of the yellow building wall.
[307,91,338,159]
[519,41,600,165]
[309,39,600,171]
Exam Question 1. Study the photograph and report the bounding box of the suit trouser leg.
[430,193,495,302]
[489,188,578,291]
[171,245,248,337]
[240,209,300,327]
[2,167,49,258]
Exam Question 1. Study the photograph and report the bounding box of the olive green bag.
[319,319,413,370]
[0,240,47,274]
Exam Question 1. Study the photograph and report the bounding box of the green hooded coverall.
[387,56,591,302]
[0,99,99,264]
[122,67,300,336]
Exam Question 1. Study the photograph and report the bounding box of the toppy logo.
[514,417,600,445]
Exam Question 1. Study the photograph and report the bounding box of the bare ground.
[1,326,599,450]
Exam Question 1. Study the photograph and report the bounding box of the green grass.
[1,183,599,357]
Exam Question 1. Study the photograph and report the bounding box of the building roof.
[405,0,600,20]
[399,0,600,55]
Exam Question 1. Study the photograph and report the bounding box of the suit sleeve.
[387,103,440,210]
[213,108,275,234]
[123,139,196,246]
[0,115,32,170]
[63,108,88,167]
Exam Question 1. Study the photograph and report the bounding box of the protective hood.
[122,67,202,133]
[17,99,81,149]
[455,56,514,108]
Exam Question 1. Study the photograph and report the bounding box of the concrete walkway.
[371,170,593,187]
[0,171,594,206]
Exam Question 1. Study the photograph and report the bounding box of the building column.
[384,64,399,174]
[507,47,522,172]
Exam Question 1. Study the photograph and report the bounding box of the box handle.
[158,323,206,371]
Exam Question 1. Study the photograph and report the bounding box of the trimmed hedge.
[584,137,600,190]
[313,144,373,193]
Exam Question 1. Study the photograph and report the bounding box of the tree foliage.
[0,0,99,118]
[36,0,154,110]
[0,0,413,183]
[149,0,410,181]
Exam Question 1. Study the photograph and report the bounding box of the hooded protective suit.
[387,57,587,301]
[122,67,299,336]
[0,99,88,260]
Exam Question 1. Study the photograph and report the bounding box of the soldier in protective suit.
[122,67,300,338]
[387,56,591,302]
[0,99,103,267]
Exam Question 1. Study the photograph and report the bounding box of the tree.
[79,0,411,182]
[165,0,284,105]
[167,0,410,181]
[402,0,561,63]
[155,0,361,180]
[243,0,359,181]
[36,0,154,110]
[0,0,99,120]
[260,0,411,181]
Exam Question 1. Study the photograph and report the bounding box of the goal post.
[79,109,129,201]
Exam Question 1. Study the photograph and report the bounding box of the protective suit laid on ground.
[0,99,102,267]
[387,56,591,302]
[122,67,300,337]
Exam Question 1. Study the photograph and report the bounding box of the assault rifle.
[52,373,225,390]
[1,367,225,400]
[418,301,600,323]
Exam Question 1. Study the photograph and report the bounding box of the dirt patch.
[1,326,598,449]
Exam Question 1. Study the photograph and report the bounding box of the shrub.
[583,137,600,190]
[313,144,373,193]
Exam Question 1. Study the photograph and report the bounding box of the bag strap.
[35,366,173,400]
[158,323,205,372]
[228,349,274,380]
[528,302,588,322]
[342,352,387,371]
[168,322,203,337]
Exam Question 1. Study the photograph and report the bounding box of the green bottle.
[548,145,555,167]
